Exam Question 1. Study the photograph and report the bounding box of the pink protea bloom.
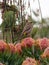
[22,57,37,65]
[21,37,35,48]
[41,47,49,58]
[0,40,7,52]
[40,38,49,50]
[8,43,15,53]
[0,63,4,65]
[15,43,22,54]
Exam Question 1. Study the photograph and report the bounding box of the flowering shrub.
[0,37,49,65]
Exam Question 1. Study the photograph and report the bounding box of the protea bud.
[41,47,49,58]
[8,43,15,53]
[0,40,7,52]
[15,43,22,54]
[22,57,37,65]
[0,63,4,65]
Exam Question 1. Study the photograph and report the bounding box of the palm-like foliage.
[2,11,16,29]
[1,11,16,42]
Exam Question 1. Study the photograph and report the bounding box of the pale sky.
[0,0,49,24]
[25,0,49,21]
[40,0,49,18]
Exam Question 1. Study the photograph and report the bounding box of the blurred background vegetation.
[0,0,49,43]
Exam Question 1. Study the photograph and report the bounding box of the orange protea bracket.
[35,38,42,46]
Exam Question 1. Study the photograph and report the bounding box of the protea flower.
[40,38,49,50]
[0,63,4,65]
[35,38,49,50]
[22,57,37,65]
[41,47,49,58]
[21,37,35,48]
[8,43,15,53]
[15,43,22,54]
[0,40,7,52]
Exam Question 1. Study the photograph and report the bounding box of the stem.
[38,0,42,22]
[3,0,6,10]
[3,30,4,40]
[38,0,43,28]
[11,29,14,43]
[6,30,8,43]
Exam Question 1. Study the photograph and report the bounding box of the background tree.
[1,11,16,43]
[0,0,49,42]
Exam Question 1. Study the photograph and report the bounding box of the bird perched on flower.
[21,20,33,38]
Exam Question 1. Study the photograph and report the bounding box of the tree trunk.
[11,30,14,43]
